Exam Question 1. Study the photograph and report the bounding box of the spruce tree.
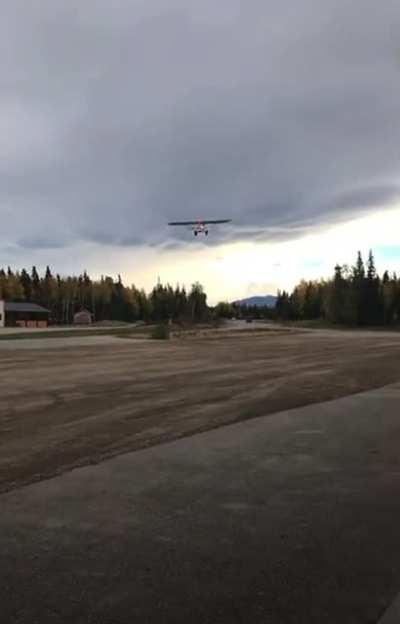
[31,266,41,302]
[20,269,32,300]
[365,250,383,324]
[351,252,366,325]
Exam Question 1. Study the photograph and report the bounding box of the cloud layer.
[1,0,400,251]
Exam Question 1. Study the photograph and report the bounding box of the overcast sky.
[1,0,400,300]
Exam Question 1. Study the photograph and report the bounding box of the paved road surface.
[2,385,400,623]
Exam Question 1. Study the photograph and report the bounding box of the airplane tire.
[205,231,208,236]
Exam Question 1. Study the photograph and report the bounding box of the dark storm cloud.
[1,0,400,251]
[16,235,69,250]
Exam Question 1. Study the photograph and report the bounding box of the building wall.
[15,320,48,328]
[0,300,5,328]
[74,311,92,325]
[4,309,49,328]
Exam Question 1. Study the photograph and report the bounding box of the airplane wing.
[168,221,198,226]
[168,219,232,226]
[202,219,232,224]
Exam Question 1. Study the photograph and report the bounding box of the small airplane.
[168,219,231,236]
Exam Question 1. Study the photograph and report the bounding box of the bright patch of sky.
[3,205,400,305]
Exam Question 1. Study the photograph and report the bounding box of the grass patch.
[0,325,152,341]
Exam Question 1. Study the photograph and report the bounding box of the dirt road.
[2,328,400,493]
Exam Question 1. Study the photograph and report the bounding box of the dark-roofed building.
[0,300,50,328]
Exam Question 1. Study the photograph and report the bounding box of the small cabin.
[0,300,50,328]
[73,309,93,325]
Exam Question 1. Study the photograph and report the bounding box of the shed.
[0,300,50,328]
[73,309,93,325]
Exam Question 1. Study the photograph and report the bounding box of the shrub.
[151,323,170,340]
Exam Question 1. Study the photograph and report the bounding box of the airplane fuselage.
[192,222,209,236]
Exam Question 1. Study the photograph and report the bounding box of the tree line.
[275,251,400,326]
[3,251,393,327]
[0,266,209,324]
[213,301,275,320]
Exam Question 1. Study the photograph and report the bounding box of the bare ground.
[1,328,400,493]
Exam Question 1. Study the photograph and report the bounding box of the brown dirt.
[1,328,400,493]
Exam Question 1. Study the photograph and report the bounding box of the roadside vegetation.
[275,251,400,327]
[151,323,171,340]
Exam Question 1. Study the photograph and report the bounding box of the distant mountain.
[233,295,277,308]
